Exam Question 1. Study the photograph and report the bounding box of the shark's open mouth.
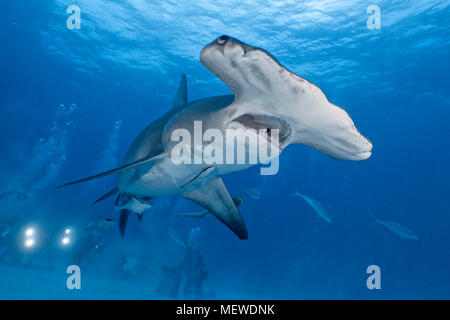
[232,113,291,148]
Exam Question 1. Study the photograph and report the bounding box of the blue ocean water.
[0,0,449,299]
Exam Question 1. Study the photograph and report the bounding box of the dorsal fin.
[171,74,188,108]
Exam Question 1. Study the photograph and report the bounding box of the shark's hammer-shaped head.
[200,35,372,161]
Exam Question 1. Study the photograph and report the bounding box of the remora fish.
[290,191,332,223]
[114,193,153,237]
[59,36,372,239]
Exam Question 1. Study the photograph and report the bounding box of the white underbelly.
[118,126,279,197]
[120,158,205,197]
[119,160,255,197]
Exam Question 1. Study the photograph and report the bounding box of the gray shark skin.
[59,35,372,239]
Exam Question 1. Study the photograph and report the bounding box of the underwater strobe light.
[23,226,37,249]
[60,227,73,247]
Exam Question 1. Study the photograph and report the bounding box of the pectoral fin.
[58,151,165,188]
[92,187,119,205]
[183,177,248,239]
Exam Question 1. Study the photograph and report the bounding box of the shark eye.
[217,35,229,45]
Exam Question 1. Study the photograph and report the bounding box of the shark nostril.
[217,35,229,45]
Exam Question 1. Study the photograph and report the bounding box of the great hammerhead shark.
[59,36,372,239]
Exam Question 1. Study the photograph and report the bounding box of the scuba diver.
[0,190,27,202]
[116,255,139,279]
[0,223,56,270]
[0,191,27,266]
[0,222,22,265]
[177,227,211,298]
[157,227,213,298]
[23,230,54,270]
[71,217,116,270]
[157,196,246,297]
